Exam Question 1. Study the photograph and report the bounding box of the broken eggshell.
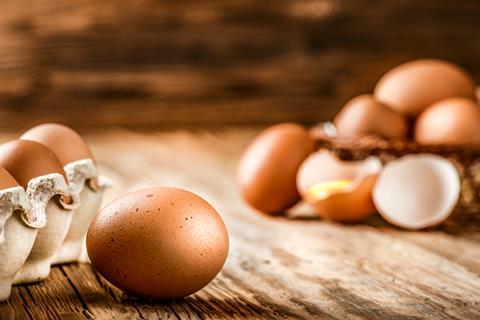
[373,154,460,230]
[0,140,72,284]
[0,168,36,301]
[21,123,108,264]
[297,150,382,222]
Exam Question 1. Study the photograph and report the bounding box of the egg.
[237,123,316,214]
[373,154,460,229]
[334,94,408,139]
[374,59,476,117]
[87,187,229,300]
[21,123,95,165]
[0,140,72,284]
[414,98,480,145]
[0,167,34,301]
[0,140,68,189]
[297,150,382,222]
[21,123,105,264]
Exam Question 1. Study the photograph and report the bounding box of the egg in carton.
[21,124,108,265]
[0,168,35,301]
[0,140,72,285]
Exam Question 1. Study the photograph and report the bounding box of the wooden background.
[0,0,480,131]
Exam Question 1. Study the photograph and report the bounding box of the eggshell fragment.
[237,123,315,214]
[334,94,407,139]
[373,154,460,230]
[414,98,480,145]
[0,168,35,301]
[22,123,105,264]
[374,59,476,117]
[297,150,382,222]
[87,187,229,300]
[0,140,72,284]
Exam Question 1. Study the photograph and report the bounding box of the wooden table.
[1,129,480,320]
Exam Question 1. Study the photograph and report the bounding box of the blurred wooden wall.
[0,0,480,131]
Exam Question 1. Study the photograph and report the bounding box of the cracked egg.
[297,150,382,222]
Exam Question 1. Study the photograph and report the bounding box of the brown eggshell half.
[21,123,94,165]
[414,97,480,145]
[334,94,407,139]
[237,123,316,214]
[86,187,229,300]
[306,176,378,222]
[0,140,67,190]
[374,59,476,117]
[297,150,382,222]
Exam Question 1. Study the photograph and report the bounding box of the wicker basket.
[310,123,480,231]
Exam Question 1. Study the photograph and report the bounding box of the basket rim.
[311,122,480,158]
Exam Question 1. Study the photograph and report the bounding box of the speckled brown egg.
[414,97,480,145]
[237,123,316,214]
[334,94,407,139]
[0,140,67,190]
[374,59,476,117]
[86,187,229,300]
[21,123,94,165]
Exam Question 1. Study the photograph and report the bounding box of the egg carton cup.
[0,186,35,301]
[53,159,109,265]
[311,122,480,230]
[13,173,72,285]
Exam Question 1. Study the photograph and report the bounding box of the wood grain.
[0,1,480,130]
[1,129,479,319]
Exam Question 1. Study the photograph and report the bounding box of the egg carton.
[311,122,480,231]
[0,168,107,301]
[0,123,111,302]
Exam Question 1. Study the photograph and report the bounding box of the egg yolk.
[307,179,353,199]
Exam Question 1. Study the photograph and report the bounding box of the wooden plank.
[1,130,480,319]
[0,1,479,130]
[2,267,85,320]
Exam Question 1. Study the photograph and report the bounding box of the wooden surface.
[1,129,480,319]
[0,1,480,130]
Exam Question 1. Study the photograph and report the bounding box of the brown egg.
[87,187,229,300]
[237,123,316,214]
[0,167,20,190]
[334,94,407,139]
[0,140,67,190]
[21,124,102,265]
[0,140,72,285]
[414,97,480,145]
[21,123,94,165]
[374,59,476,117]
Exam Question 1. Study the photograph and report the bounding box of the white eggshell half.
[373,154,460,230]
